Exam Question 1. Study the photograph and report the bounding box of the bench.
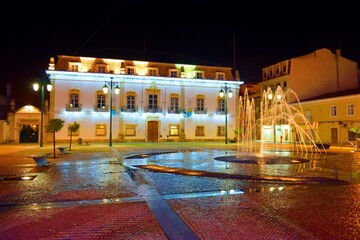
[313,143,331,149]
[28,153,51,167]
[57,146,69,154]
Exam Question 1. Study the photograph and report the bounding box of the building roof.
[301,88,360,102]
[73,48,228,68]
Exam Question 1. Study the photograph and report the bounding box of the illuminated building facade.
[257,48,359,144]
[46,55,243,143]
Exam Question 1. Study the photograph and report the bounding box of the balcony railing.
[168,107,181,114]
[66,104,82,112]
[94,105,109,112]
[120,106,138,113]
[144,106,162,113]
[216,109,225,115]
[194,108,207,114]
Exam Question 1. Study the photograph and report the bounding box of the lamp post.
[33,72,52,147]
[219,83,233,144]
[268,91,282,143]
[102,77,119,146]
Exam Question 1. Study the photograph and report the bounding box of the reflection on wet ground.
[123,149,360,184]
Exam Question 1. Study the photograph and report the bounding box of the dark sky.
[2,0,359,107]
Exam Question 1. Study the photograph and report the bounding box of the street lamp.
[268,90,282,143]
[102,77,120,146]
[33,72,52,147]
[219,83,233,144]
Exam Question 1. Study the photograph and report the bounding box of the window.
[348,104,355,116]
[97,94,106,109]
[217,126,225,136]
[195,126,205,136]
[126,67,135,75]
[197,97,205,111]
[125,125,136,136]
[170,97,179,111]
[217,99,225,113]
[96,124,106,136]
[149,94,158,110]
[195,71,203,79]
[66,89,81,111]
[127,95,135,111]
[70,93,79,108]
[97,65,106,73]
[331,106,337,117]
[169,125,179,136]
[169,69,178,77]
[69,62,81,71]
[148,68,157,76]
[216,72,225,80]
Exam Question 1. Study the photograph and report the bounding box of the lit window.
[169,125,179,136]
[195,126,205,136]
[125,125,136,136]
[217,126,225,136]
[96,124,106,136]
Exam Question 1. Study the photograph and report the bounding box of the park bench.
[313,143,331,149]
[57,146,69,154]
[28,153,51,167]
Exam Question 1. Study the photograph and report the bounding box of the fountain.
[215,86,326,164]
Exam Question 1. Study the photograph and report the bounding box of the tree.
[47,118,65,158]
[68,122,80,151]
[349,126,360,150]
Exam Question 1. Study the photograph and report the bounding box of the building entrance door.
[19,124,38,143]
[147,121,158,142]
[331,128,338,144]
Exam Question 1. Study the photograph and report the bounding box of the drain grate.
[1,175,37,181]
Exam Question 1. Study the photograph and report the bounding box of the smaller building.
[7,101,50,144]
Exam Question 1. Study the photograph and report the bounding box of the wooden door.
[147,121,158,142]
[331,128,338,144]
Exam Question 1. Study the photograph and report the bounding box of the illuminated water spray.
[238,85,325,154]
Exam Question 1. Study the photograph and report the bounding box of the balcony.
[66,104,82,112]
[94,105,109,112]
[144,106,162,113]
[121,106,138,113]
[216,108,225,115]
[168,107,181,114]
[194,108,207,114]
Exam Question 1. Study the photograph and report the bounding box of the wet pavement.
[0,142,360,239]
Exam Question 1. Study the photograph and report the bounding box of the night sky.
[1,0,359,108]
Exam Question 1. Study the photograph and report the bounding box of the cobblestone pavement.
[0,142,360,240]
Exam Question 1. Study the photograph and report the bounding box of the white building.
[46,55,243,143]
